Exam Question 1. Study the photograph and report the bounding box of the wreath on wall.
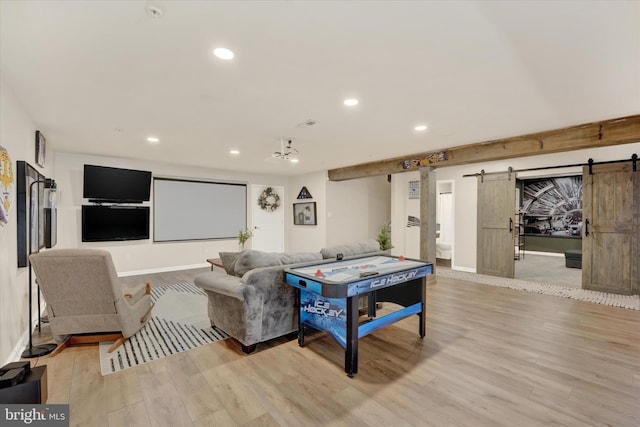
[258,187,281,212]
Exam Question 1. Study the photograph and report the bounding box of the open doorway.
[436,180,454,268]
[514,175,582,288]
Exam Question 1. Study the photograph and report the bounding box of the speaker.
[0,365,47,404]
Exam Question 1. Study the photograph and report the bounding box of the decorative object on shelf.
[257,186,281,212]
[35,130,46,168]
[238,227,254,250]
[293,202,317,225]
[408,180,420,199]
[377,223,393,251]
[296,186,313,199]
[402,151,448,169]
[0,145,15,225]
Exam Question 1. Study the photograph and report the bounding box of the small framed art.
[293,202,317,225]
[35,130,46,167]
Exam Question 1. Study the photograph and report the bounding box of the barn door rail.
[463,154,638,177]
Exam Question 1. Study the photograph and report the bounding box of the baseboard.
[118,263,209,277]
[451,265,476,273]
[6,305,49,366]
[523,251,565,258]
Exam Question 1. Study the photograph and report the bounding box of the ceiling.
[1,1,638,176]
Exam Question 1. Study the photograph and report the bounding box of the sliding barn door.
[477,171,516,278]
[582,163,639,294]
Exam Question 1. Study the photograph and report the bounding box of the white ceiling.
[1,1,639,176]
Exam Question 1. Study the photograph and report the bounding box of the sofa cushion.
[320,239,380,259]
[219,252,241,276]
[233,250,321,277]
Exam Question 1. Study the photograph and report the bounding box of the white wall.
[392,142,640,272]
[390,172,421,259]
[286,172,328,252]
[0,74,56,363]
[326,175,391,247]
[54,151,289,274]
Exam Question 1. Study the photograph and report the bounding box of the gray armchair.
[29,249,153,352]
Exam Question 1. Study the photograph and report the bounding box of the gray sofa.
[194,239,380,353]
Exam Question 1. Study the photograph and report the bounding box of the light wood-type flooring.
[26,267,640,427]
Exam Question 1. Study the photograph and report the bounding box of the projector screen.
[153,178,247,242]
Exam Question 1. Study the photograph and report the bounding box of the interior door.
[251,185,285,252]
[582,163,639,294]
[477,170,516,278]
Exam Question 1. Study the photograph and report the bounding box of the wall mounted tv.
[82,205,150,242]
[83,164,152,203]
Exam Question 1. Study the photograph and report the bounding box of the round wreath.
[258,187,281,212]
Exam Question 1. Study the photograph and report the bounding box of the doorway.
[436,180,454,268]
[251,185,285,252]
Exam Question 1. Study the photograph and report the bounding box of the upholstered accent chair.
[29,249,153,352]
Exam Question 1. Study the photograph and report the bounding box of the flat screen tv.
[82,205,150,242]
[83,164,152,203]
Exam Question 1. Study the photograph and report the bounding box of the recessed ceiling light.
[147,136,159,143]
[229,149,240,155]
[414,125,428,131]
[213,48,234,60]
[344,98,359,106]
[290,158,299,164]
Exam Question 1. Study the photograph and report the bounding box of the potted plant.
[238,228,253,250]
[377,223,393,252]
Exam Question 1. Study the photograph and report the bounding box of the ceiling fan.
[271,137,299,163]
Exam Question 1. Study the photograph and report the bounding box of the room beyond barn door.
[582,162,640,294]
[477,170,516,278]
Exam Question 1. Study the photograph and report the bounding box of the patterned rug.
[99,282,228,375]
[437,269,640,310]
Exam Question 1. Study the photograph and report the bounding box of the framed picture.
[35,130,46,167]
[16,161,42,267]
[293,202,317,225]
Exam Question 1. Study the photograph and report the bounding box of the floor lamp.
[21,177,58,358]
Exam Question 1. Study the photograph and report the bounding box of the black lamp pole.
[21,178,57,358]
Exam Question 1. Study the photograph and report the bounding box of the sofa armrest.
[194,271,246,301]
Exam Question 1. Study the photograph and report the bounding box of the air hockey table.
[284,255,433,377]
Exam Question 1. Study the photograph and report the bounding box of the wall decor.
[521,176,582,238]
[257,186,281,212]
[402,151,448,169]
[0,145,15,225]
[16,161,42,267]
[35,130,46,168]
[293,202,317,225]
[296,186,313,199]
[408,180,420,199]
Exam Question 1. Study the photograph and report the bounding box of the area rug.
[437,269,640,311]
[99,282,228,375]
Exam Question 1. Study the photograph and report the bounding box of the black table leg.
[345,296,360,377]
[419,278,426,338]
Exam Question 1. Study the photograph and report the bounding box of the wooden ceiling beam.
[327,114,640,181]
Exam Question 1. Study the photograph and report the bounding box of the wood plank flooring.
[27,268,640,427]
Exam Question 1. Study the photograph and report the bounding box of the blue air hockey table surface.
[285,255,433,377]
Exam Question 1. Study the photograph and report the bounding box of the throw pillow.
[219,252,241,276]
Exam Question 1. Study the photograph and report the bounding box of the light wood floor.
[27,268,640,427]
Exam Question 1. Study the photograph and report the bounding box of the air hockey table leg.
[419,278,427,338]
[345,295,359,377]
